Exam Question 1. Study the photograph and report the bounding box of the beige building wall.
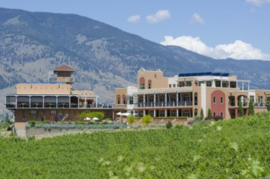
[137,68,168,90]
[114,88,127,109]
[71,90,94,96]
[17,84,71,94]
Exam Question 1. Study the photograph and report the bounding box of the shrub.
[204,116,223,121]
[43,120,50,124]
[175,124,184,129]
[166,121,173,129]
[188,120,201,125]
[28,120,36,127]
[141,115,153,126]
[127,115,136,125]
[200,109,204,120]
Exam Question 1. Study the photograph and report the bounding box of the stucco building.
[5,65,114,129]
[114,68,270,119]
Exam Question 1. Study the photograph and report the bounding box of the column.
[154,109,156,117]
[154,93,156,107]
[143,110,146,116]
[96,96,99,108]
[211,80,216,87]
[176,92,179,106]
[221,80,223,88]
[228,81,230,88]
[158,94,160,106]
[180,93,182,106]
[165,93,167,106]
[15,95,18,108]
[147,94,149,106]
[165,109,167,117]
[168,93,171,106]
[69,96,71,108]
[56,96,58,108]
[42,96,45,108]
[29,95,31,108]
[84,96,87,108]
[176,109,179,117]
[143,94,145,107]
[247,82,250,91]
[78,96,80,108]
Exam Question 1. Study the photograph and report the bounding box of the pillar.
[176,109,179,117]
[235,108,238,118]
[15,95,18,108]
[56,96,58,108]
[176,92,179,106]
[143,110,146,116]
[143,94,145,107]
[211,80,216,87]
[154,110,156,117]
[165,93,167,106]
[154,93,156,107]
[96,96,99,108]
[29,95,31,108]
[165,109,167,117]
[42,96,45,108]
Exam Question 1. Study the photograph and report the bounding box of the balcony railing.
[6,103,114,109]
[136,101,193,108]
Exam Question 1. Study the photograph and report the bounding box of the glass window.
[148,83,151,89]
[173,84,176,88]
[206,81,212,87]
[122,96,126,104]
[258,96,263,104]
[213,97,216,103]
[186,81,192,86]
[169,84,172,88]
[250,95,254,102]
[179,82,185,87]
[220,97,223,104]
[117,96,120,104]
[216,81,221,87]
[129,96,133,104]
[140,83,145,89]
[221,112,223,118]
[213,112,216,117]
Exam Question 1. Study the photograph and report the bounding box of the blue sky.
[1,0,270,60]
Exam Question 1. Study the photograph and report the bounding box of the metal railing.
[6,103,114,109]
[136,101,193,108]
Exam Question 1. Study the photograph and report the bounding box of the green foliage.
[79,111,104,120]
[43,120,50,124]
[126,115,136,125]
[238,100,244,117]
[200,109,204,120]
[207,109,212,118]
[166,121,173,129]
[0,122,9,129]
[141,115,153,126]
[267,101,270,111]
[28,120,36,127]
[249,99,255,115]
[0,113,270,178]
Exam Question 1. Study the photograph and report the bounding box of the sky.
[1,0,270,60]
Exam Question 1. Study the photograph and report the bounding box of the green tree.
[207,109,212,118]
[200,109,204,120]
[127,115,136,125]
[238,99,244,117]
[248,99,254,115]
[141,115,153,126]
[166,121,173,129]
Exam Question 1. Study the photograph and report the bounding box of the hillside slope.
[1,7,270,113]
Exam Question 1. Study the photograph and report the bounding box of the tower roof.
[54,65,74,72]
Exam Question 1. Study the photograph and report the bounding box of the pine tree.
[207,109,212,118]
[248,99,254,115]
[200,109,204,120]
[238,99,244,117]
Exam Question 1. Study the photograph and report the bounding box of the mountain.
[0,7,270,113]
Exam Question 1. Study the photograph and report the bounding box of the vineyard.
[1,113,270,178]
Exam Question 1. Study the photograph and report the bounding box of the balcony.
[136,101,193,108]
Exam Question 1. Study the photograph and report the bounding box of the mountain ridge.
[0,7,270,114]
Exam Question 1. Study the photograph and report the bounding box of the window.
[258,96,263,104]
[148,80,152,89]
[206,81,212,87]
[220,97,223,104]
[169,84,172,88]
[186,81,192,86]
[122,95,126,104]
[139,77,145,89]
[213,112,216,117]
[221,112,223,118]
[179,82,185,87]
[129,96,133,104]
[213,97,216,103]
[250,95,254,102]
[216,81,221,87]
[173,84,176,88]
[117,95,120,104]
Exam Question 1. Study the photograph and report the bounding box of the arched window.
[117,95,121,104]
[140,77,145,89]
[148,80,152,89]
[122,95,126,104]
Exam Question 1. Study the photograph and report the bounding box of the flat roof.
[178,72,230,77]
[19,82,66,85]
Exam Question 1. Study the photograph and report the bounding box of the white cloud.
[127,15,141,23]
[160,36,270,60]
[146,10,170,23]
[191,13,204,24]
[246,0,270,6]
